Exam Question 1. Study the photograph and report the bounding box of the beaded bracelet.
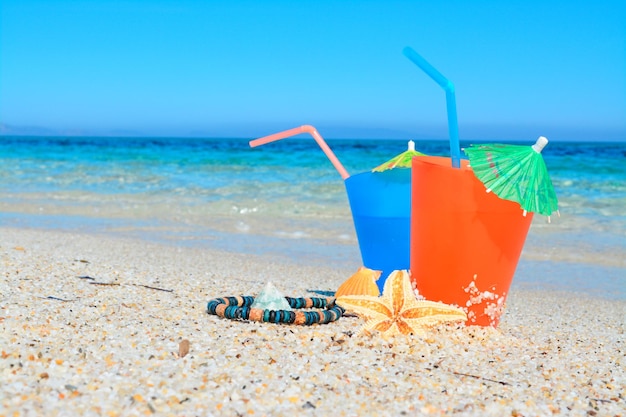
[207,296,345,325]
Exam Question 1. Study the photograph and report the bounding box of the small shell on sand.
[178,339,190,358]
[335,266,381,297]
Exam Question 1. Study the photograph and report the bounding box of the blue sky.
[1,0,624,141]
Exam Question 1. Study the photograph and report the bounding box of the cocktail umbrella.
[463,136,559,219]
[372,140,426,172]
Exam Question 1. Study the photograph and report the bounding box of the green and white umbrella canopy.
[464,136,559,219]
[372,140,426,172]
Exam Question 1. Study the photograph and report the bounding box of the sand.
[1,227,624,416]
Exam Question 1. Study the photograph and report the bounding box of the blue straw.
[402,47,461,168]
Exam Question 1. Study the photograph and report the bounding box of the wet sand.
[1,227,624,416]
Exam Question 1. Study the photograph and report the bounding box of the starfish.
[336,270,467,336]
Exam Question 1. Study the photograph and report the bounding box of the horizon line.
[1,122,625,142]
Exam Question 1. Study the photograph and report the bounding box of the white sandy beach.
[1,227,624,416]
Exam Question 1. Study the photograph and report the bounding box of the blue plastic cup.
[344,169,411,292]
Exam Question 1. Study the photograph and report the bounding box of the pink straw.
[249,125,350,180]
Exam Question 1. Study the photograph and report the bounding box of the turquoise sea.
[1,135,624,298]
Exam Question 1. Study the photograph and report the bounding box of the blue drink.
[344,169,411,292]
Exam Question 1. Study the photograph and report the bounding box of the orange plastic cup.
[410,156,533,327]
